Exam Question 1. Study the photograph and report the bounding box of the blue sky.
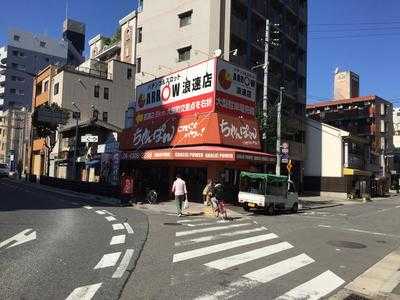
[1,0,399,105]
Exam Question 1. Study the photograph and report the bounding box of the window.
[19,52,26,58]
[43,81,49,92]
[381,119,385,133]
[11,76,17,81]
[36,82,42,95]
[13,35,20,41]
[17,76,25,82]
[136,57,141,73]
[127,68,132,80]
[40,41,46,48]
[12,50,19,56]
[177,46,191,62]
[94,85,100,98]
[11,63,18,69]
[45,57,50,62]
[17,64,26,71]
[18,89,24,95]
[54,83,59,95]
[104,87,109,100]
[179,10,193,27]
[102,112,108,122]
[137,27,143,43]
[380,103,385,116]
[10,88,16,94]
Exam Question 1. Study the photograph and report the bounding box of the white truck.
[238,171,299,215]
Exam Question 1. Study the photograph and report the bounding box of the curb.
[299,203,344,210]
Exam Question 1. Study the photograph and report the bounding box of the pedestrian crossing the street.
[172,217,345,299]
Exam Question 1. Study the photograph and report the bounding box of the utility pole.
[276,87,284,176]
[262,19,270,173]
[72,102,80,180]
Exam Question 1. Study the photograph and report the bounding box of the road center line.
[123,222,134,234]
[318,225,400,238]
[66,283,102,300]
[112,249,135,278]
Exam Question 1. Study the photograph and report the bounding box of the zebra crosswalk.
[172,217,345,299]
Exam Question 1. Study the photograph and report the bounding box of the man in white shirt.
[171,174,187,217]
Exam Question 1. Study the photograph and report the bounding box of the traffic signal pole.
[276,87,284,176]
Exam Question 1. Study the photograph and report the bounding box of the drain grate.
[163,223,182,226]
[327,240,367,249]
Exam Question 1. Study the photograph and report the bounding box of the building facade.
[0,107,30,172]
[30,58,135,178]
[96,0,307,186]
[0,19,85,110]
[304,118,374,199]
[307,95,394,194]
[334,70,360,100]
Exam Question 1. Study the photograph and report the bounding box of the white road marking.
[66,283,102,300]
[124,222,134,234]
[110,235,126,245]
[95,210,106,215]
[0,229,37,249]
[112,223,125,230]
[105,216,117,222]
[243,253,315,283]
[396,205,400,208]
[183,220,230,227]
[173,233,278,263]
[102,210,115,215]
[177,218,208,223]
[204,242,294,270]
[94,252,121,269]
[175,227,268,247]
[275,270,345,300]
[194,278,257,300]
[112,249,134,278]
[176,223,251,237]
[83,206,93,210]
[318,224,400,238]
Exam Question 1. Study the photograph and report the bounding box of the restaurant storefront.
[119,58,276,202]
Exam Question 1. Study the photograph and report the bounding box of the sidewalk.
[299,195,362,210]
[134,200,244,219]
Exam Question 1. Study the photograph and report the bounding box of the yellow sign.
[287,159,293,173]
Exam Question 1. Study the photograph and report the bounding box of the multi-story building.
[0,19,85,110]
[0,107,30,172]
[334,70,360,100]
[306,95,394,195]
[30,58,135,178]
[99,0,307,186]
[304,118,373,199]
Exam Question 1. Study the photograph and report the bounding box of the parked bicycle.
[145,187,158,204]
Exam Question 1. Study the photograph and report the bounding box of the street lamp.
[72,101,80,180]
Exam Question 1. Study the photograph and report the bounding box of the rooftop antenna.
[65,0,68,19]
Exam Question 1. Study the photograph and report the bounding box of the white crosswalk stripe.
[204,242,294,270]
[243,253,315,283]
[94,252,121,269]
[176,223,252,237]
[173,233,278,263]
[275,270,345,300]
[172,218,345,299]
[175,227,267,247]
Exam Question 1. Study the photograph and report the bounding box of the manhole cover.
[327,241,367,249]
[163,223,182,226]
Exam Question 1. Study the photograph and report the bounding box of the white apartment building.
[393,107,400,148]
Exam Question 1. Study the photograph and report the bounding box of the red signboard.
[120,112,261,150]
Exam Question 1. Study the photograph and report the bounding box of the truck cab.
[238,171,299,215]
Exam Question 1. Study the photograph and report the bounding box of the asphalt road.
[126,195,400,299]
[0,178,148,300]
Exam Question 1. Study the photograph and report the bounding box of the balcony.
[298,61,306,76]
[231,15,247,41]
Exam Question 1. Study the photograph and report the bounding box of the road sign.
[282,153,289,164]
[282,148,289,154]
[81,135,98,143]
[282,142,289,149]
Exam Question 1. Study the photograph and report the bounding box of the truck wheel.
[243,203,250,212]
[291,203,298,213]
[267,205,275,215]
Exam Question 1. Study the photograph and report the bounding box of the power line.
[309,32,400,40]
[309,21,400,26]
[309,26,400,33]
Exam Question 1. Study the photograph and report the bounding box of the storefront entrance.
[176,167,207,202]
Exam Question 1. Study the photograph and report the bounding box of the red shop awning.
[120,145,275,163]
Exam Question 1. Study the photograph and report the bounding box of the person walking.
[172,174,187,217]
[120,172,134,206]
[202,179,213,205]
